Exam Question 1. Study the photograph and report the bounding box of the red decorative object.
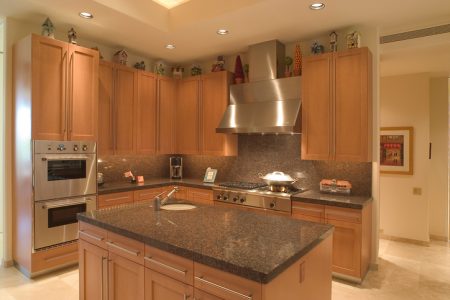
[234,55,244,84]
[293,44,302,76]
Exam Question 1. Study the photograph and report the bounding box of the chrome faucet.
[154,186,179,211]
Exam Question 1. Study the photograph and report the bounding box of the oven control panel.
[34,140,97,154]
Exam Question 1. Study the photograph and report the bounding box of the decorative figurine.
[211,55,225,72]
[172,66,184,79]
[113,49,128,65]
[191,64,202,76]
[346,31,361,49]
[41,17,55,39]
[91,47,104,59]
[311,42,324,55]
[284,56,293,77]
[293,44,302,76]
[233,55,244,84]
[244,64,249,83]
[67,27,77,44]
[155,62,165,75]
[134,61,146,70]
[330,31,338,52]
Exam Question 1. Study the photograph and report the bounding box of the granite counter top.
[292,190,372,209]
[98,178,217,195]
[78,201,333,283]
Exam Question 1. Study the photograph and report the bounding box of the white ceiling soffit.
[1,0,450,63]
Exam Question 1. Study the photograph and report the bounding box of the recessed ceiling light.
[79,12,94,19]
[309,3,325,10]
[166,44,176,50]
[216,29,229,35]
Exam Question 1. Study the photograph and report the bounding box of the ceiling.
[1,0,450,65]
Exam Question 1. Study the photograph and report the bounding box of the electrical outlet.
[413,187,422,195]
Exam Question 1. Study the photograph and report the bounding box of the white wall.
[429,78,449,239]
[380,73,431,242]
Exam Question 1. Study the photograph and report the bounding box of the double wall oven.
[33,140,97,250]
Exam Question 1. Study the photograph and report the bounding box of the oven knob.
[270,201,276,208]
[216,194,222,200]
[233,196,239,202]
[240,197,246,203]
[223,195,229,201]
[82,145,88,151]
[73,145,79,151]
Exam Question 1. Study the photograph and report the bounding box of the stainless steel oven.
[34,196,96,250]
[33,140,97,201]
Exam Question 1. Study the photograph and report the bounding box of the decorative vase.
[293,45,302,76]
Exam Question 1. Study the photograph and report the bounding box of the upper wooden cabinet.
[19,34,99,141]
[176,71,237,156]
[301,47,372,162]
[137,71,157,155]
[157,76,177,154]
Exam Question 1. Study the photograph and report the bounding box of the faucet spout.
[154,186,179,211]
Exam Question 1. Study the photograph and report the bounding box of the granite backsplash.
[98,135,372,196]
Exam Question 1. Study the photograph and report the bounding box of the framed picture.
[380,127,414,175]
[203,167,218,183]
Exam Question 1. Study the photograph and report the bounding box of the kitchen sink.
[160,204,197,211]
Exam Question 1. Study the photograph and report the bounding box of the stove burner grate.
[218,181,268,190]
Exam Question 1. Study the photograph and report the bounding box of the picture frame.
[380,127,414,175]
[203,167,218,183]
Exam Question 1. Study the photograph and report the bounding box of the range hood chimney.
[216,40,301,134]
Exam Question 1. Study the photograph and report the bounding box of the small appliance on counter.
[170,156,183,179]
[320,179,352,195]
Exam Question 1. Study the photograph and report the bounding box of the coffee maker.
[170,157,183,179]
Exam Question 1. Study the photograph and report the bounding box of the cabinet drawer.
[188,188,213,205]
[292,202,325,219]
[79,221,108,249]
[107,231,145,265]
[195,288,224,300]
[98,191,134,208]
[134,187,163,202]
[144,245,194,285]
[32,242,78,273]
[325,206,361,224]
[194,262,261,300]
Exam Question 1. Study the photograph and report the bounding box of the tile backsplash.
[99,135,372,196]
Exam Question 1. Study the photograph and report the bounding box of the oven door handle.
[40,198,94,209]
[41,154,91,161]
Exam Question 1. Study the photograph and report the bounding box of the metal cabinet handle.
[195,276,252,300]
[144,256,187,275]
[101,256,108,300]
[79,230,104,241]
[106,241,140,256]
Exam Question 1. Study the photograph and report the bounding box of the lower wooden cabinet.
[79,239,108,300]
[109,252,145,300]
[98,191,134,209]
[194,288,224,300]
[145,269,193,300]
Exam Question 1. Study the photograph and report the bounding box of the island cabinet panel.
[194,262,262,300]
[79,239,108,300]
[194,288,224,300]
[157,76,177,154]
[301,47,372,162]
[107,231,145,265]
[200,71,237,156]
[145,269,194,300]
[177,77,200,154]
[109,252,145,300]
[79,221,107,249]
[98,191,134,209]
[136,71,158,154]
[291,202,325,223]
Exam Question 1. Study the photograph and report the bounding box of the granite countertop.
[292,190,372,209]
[98,178,217,195]
[78,201,333,283]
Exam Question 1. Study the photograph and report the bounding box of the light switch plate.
[413,187,422,195]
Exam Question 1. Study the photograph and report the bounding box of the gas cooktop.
[218,181,268,190]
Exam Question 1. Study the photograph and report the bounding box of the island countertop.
[78,200,333,283]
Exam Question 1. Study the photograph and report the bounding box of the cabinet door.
[98,61,114,155]
[301,53,333,160]
[137,71,157,154]
[79,239,108,300]
[187,188,213,205]
[134,188,164,202]
[31,35,68,140]
[145,269,193,300]
[326,218,362,278]
[200,71,237,156]
[67,45,99,141]
[334,48,372,162]
[177,77,200,154]
[115,65,137,154]
[109,252,145,300]
[194,288,224,300]
[292,202,325,223]
[157,76,176,154]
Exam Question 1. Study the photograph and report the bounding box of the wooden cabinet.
[79,239,108,300]
[177,76,201,154]
[109,252,145,300]
[292,202,325,223]
[98,61,115,155]
[187,188,213,205]
[137,71,157,154]
[200,72,237,156]
[98,191,134,209]
[25,34,98,141]
[157,76,177,154]
[145,269,193,300]
[134,188,164,202]
[301,47,372,162]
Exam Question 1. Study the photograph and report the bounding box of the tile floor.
[0,239,449,299]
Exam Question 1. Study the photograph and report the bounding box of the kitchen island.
[77,200,333,300]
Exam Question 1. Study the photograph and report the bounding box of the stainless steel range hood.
[216,40,301,134]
